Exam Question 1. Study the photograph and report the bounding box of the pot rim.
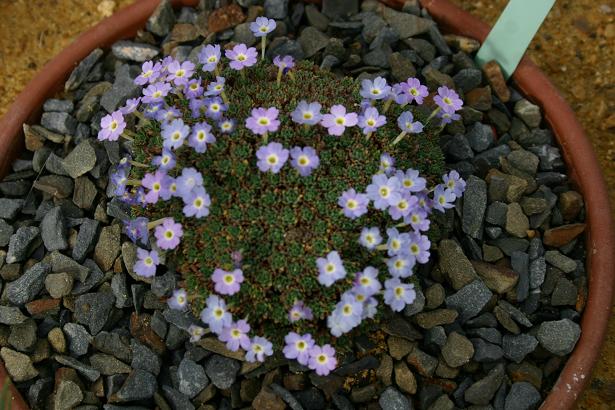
[0,1,612,409]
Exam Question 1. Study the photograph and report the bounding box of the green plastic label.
[475,0,556,78]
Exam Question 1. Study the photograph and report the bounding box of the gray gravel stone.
[438,239,478,290]
[551,277,578,306]
[508,149,540,176]
[6,261,50,305]
[74,292,115,334]
[178,358,209,398]
[205,355,240,389]
[441,332,474,368]
[514,99,541,128]
[232,23,256,46]
[131,339,161,375]
[0,219,14,246]
[48,250,89,282]
[0,198,24,219]
[299,26,329,58]
[43,99,74,112]
[54,379,83,410]
[111,40,160,62]
[306,4,330,32]
[453,68,482,94]
[115,369,157,402]
[545,250,577,273]
[41,206,68,252]
[379,386,412,410]
[529,256,546,289]
[6,225,40,264]
[322,0,358,19]
[502,334,538,363]
[380,5,434,39]
[90,353,132,375]
[8,319,37,352]
[152,270,176,297]
[41,111,77,135]
[44,272,73,299]
[146,0,175,36]
[471,338,504,362]
[55,355,101,382]
[445,280,492,323]
[72,219,99,262]
[504,382,541,410]
[1,347,38,382]
[445,133,474,161]
[462,176,487,239]
[63,323,92,356]
[506,202,529,238]
[100,64,141,113]
[265,0,289,19]
[537,319,581,356]
[466,122,494,152]
[61,140,97,179]
[162,385,195,410]
[464,363,505,405]
[0,305,28,325]
[65,48,104,91]
[94,224,121,272]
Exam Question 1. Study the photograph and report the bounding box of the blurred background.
[0,0,612,408]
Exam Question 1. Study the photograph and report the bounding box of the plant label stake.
[475,0,556,78]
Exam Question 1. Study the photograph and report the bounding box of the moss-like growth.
[131,61,446,348]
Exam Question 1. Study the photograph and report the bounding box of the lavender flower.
[434,86,463,113]
[387,254,415,278]
[386,228,408,256]
[182,186,211,218]
[366,174,401,210]
[120,97,141,115]
[246,336,274,363]
[212,268,244,295]
[219,319,251,352]
[142,171,170,204]
[176,167,203,199]
[389,193,418,220]
[154,218,183,250]
[200,295,232,335]
[379,153,396,175]
[406,232,431,264]
[338,188,369,219]
[98,111,126,141]
[443,170,466,197]
[396,169,426,193]
[308,344,337,376]
[250,16,276,37]
[360,76,391,100]
[135,60,161,85]
[188,122,216,153]
[384,278,416,312]
[168,288,188,311]
[321,105,358,136]
[358,107,386,137]
[355,266,381,296]
[256,142,289,173]
[393,111,424,145]
[329,293,363,335]
[246,107,280,138]
[273,55,295,71]
[134,248,159,278]
[290,146,320,176]
[188,325,206,343]
[205,76,225,96]
[401,78,429,105]
[291,101,322,126]
[405,208,430,232]
[218,118,236,133]
[167,60,195,85]
[142,82,171,104]
[162,119,190,150]
[359,227,382,250]
[288,300,314,322]
[204,97,227,120]
[283,332,314,366]
[143,102,164,119]
[225,43,258,70]
[184,78,203,98]
[124,217,149,245]
[198,44,221,72]
[159,106,182,123]
[432,185,456,212]
[437,110,461,125]
[316,251,346,287]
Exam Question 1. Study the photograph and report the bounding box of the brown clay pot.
[0,0,612,409]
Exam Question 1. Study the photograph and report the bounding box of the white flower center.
[152,182,161,192]
[177,295,185,304]
[325,263,335,273]
[335,117,345,125]
[172,131,181,141]
[175,69,185,77]
[214,308,223,318]
[395,287,404,297]
[208,56,217,63]
[365,234,374,244]
[237,54,247,61]
[379,187,390,198]
[443,97,452,105]
[223,274,234,284]
[258,117,270,126]
[144,257,153,266]
[317,354,328,364]
[267,155,278,165]
[110,121,118,130]
[371,88,380,95]
[367,119,376,126]
[298,156,309,166]
[194,198,203,208]
[153,91,162,98]
[296,341,307,351]
[303,112,313,120]
[342,304,353,316]
[165,230,174,240]
[346,199,357,210]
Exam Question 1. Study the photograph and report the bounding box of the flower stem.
[261,36,266,60]
[147,218,167,230]
[214,65,221,78]
[425,106,441,126]
[383,98,393,114]
[121,130,135,141]
[288,71,295,81]
[125,179,142,186]
[262,131,268,144]
[375,244,388,251]
[392,131,407,145]
[221,91,230,105]
[365,131,373,141]
[276,67,283,86]
[129,160,149,168]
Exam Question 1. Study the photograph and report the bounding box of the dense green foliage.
[132,61,446,346]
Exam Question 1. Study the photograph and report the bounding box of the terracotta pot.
[0,0,612,409]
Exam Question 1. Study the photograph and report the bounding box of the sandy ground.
[0,0,613,408]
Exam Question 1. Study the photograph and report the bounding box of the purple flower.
[437,110,461,125]
[142,82,171,104]
[401,78,429,105]
[290,146,320,176]
[363,297,378,319]
[391,83,409,105]
[204,97,227,120]
[360,76,391,100]
[321,105,358,136]
[159,106,181,123]
[188,325,206,343]
[120,97,141,115]
[142,171,171,204]
[288,300,314,322]
[366,174,402,210]
[256,142,289,173]
[417,191,434,213]
[154,218,183,250]
[176,167,203,199]
[182,186,211,218]
[143,102,164,119]
[354,266,381,296]
[246,336,273,363]
[386,228,408,256]
[379,153,396,175]
[308,344,337,376]
[162,119,190,150]
[397,111,424,134]
[246,107,280,135]
[338,188,369,219]
[219,319,251,352]
[124,217,149,245]
[404,208,430,232]
[98,111,126,141]
[406,232,431,264]
[384,278,416,312]
[283,332,315,366]
[389,193,418,220]
[395,169,426,193]
[387,254,415,278]
[205,76,225,96]
[273,55,295,72]
[218,118,236,133]
[291,101,322,125]
[212,268,244,295]
[188,122,216,153]
[185,78,203,98]
[225,44,258,70]
[135,61,161,85]
[198,44,221,72]
[189,98,205,118]
[329,293,363,335]
[200,295,232,335]
[250,16,276,37]
[432,184,456,212]
[167,60,195,85]
[168,288,188,311]
[316,251,346,287]
[443,170,466,197]
[359,227,382,250]
[358,107,387,135]
[134,248,159,278]
[434,86,463,113]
